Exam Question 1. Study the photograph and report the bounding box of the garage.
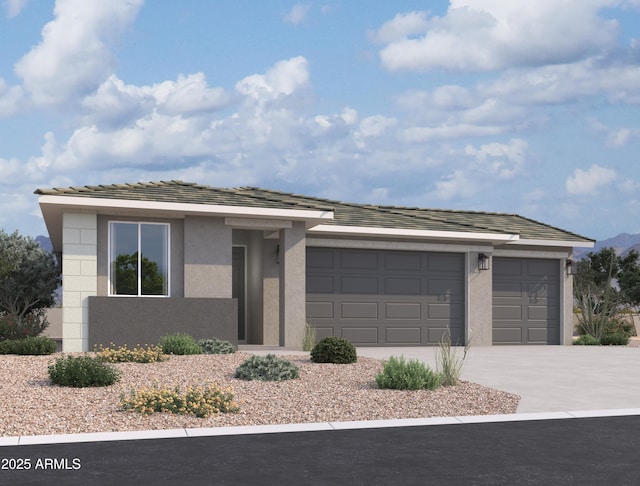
[492,257,560,344]
[306,248,465,346]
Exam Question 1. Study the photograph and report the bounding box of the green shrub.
[48,355,120,387]
[158,333,202,355]
[310,336,357,364]
[96,343,166,363]
[605,318,635,337]
[234,354,299,381]
[376,355,442,391]
[120,382,239,418]
[600,332,630,346]
[573,334,600,345]
[0,336,57,355]
[302,322,316,352]
[197,338,236,354]
[0,311,50,340]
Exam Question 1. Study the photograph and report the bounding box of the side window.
[109,222,169,296]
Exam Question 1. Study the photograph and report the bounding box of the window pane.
[110,223,138,295]
[140,224,168,296]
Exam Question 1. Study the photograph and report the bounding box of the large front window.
[109,222,169,296]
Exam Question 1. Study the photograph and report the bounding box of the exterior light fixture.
[478,253,490,271]
[566,259,574,276]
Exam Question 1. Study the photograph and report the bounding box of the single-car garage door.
[306,248,465,346]
[493,257,560,344]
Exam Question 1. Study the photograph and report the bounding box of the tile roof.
[35,180,594,243]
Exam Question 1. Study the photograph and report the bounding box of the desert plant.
[302,321,316,352]
[234,354,299,381]
[435,334,470,386]
[120,382,239,418]
[375,355,441,391]
[96,343,166,363]
[0,336,57,355]
[310,336,357,364]
[158,333,202,355]
[0,310,51,341]
[197,338,237,354]
[48,355,120,387]
[573,334,600,345]
[600,332,630,346]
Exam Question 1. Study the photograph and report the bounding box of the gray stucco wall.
[88,296,237,349]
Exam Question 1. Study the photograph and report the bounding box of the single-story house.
[36,181,594,352]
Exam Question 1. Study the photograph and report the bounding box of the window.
[109,222,169,296]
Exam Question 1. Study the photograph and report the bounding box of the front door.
[232,246,246,342]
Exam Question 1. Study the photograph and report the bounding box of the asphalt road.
[2,415,639,485]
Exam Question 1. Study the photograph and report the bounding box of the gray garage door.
[493,257,560,345]
[306,248,465,346]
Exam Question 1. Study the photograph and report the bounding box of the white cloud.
[566,164,617,195]
[284,3,310,25]
[465,138,527,179]
[0,78,24,117]
[375,1,621,72]
[369,11,428,44]
[14,0,144,106]
[430,169,477,200]
[235,56,310,104]
[4,0,29,17]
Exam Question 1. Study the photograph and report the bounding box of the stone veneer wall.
[62,213,97,352]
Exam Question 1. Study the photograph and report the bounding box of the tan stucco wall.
[279,222,306,348]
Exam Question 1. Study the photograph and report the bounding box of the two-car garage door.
[306,249,561,346]
[306,248,465,346]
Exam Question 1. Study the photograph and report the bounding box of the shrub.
[302,322,316,352]
[600,332,630,346]
[120,382,239,418]
[376,355,442,391]
[158,333,202,355]
[48,355,120,387]
[0,336,57,355]
[96,343,166,363]
[573,334,600,345]
[310,336,357,364]
[435,335,470,386]
[0,311,50,341]
[234,354,299,381]
[198,338,236,354]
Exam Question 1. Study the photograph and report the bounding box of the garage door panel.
[341,302,378,319]
[306,248,465,346]
[385,253,422,271]
[306,301,334,319]
[528,260,558,276]
[315,327,334,340]
[428,327,464,345]
[307,275,334,293]
[493,259,523,275]
[528,327,549,343]
[493,281,522,298]
[341,327,378,344]
[385,302,421,319]
[493,305,522,320]
[493,327,523,344]
[386,327,421,344]
[341,251,378,270]
[340,276,379,294]
[384,277,422,295]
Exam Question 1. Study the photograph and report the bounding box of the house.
[36,181,594,352]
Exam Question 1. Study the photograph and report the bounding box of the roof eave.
[307,224,520,244]
[507,238,595,248]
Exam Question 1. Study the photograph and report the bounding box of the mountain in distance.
[35,235,53,252]
[574,233,640,260]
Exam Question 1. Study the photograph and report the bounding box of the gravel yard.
[0,353,520,438]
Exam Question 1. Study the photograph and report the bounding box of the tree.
[0,230,60,339]
[573,247,640,339]
[113,252,165,295]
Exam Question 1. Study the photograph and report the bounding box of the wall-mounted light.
[276,244,280,264]
[478,253,490,271]
[566,259,574,276]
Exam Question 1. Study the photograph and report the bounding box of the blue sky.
[1,0,640,241]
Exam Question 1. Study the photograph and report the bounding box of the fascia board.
[508,238,595,248]
[307,224,520,243]
[37,195,334,222]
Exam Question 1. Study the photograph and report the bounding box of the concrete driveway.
[356,345,640,413]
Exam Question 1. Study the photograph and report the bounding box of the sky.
[1,1,640,242]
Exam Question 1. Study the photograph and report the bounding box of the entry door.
[232,246,246,342]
